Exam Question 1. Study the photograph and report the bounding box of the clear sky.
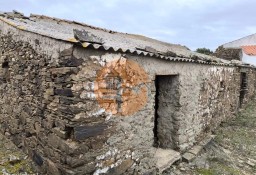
[0,0,255,51]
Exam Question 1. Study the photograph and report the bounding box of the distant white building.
[217,34,256,66]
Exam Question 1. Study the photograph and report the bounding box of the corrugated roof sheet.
[241,45,256,56]
[0,11,249,67]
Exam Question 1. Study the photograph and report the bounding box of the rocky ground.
[0,134,36,175]
[164,99,256,175]
[1,99,256,175]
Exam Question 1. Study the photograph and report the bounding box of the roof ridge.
[222,33,256,47]
[30,13,120,34]
[29,13,169,46]
[0,10,253,68]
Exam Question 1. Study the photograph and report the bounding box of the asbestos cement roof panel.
[0,11,246,66]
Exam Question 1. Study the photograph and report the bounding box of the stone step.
[182,134,216,163]
[154,148,181,173]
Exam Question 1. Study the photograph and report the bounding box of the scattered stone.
[246,161,255,167]
[47,159,61,175]
[182,152,196,163]
[188,145,203,156]
[179,167,186,171]
[8,155,21,164]
[106,158,134,175]
[154,148,181,173]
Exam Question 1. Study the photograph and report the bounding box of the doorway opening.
[239,72,248,107]
[154,75,180,149]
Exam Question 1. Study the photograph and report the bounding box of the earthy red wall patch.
[95,57,149,116]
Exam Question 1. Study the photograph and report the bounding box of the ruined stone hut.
[0,11,256,175]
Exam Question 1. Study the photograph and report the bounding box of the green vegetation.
[195,99,256,175]
[196,168,216,175]
[161,99,256,175]
[1,158,34,174]
[195,48,214,55]
[0,135,35,174]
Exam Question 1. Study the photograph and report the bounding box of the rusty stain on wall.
[95,57,149,116]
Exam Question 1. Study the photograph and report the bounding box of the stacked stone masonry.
[214,46,242,61]
[0,17,256,175]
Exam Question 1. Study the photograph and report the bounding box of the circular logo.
[95,57,149,116]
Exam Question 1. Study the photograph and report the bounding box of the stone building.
[0,11,255,175]
[215,33,256,66]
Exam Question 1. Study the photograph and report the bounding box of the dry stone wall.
[197,67,240,139]
[129,56,255,152]
[214,46,242,61]
[242,68,256,106]
[0,24,256,175]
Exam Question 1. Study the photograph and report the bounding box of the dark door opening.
[239,72,248,107]
[154,75,179,149]
[153,77,160,147]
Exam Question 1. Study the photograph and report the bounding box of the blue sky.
[0,0,255,51]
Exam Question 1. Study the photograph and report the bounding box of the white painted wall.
[242,52,256,66]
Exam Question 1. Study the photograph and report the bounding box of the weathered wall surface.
[214,46,256,66]
[197,67,240,139]
[0,21,256,175]
[240,68,256,106]
[214,46,242,61]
